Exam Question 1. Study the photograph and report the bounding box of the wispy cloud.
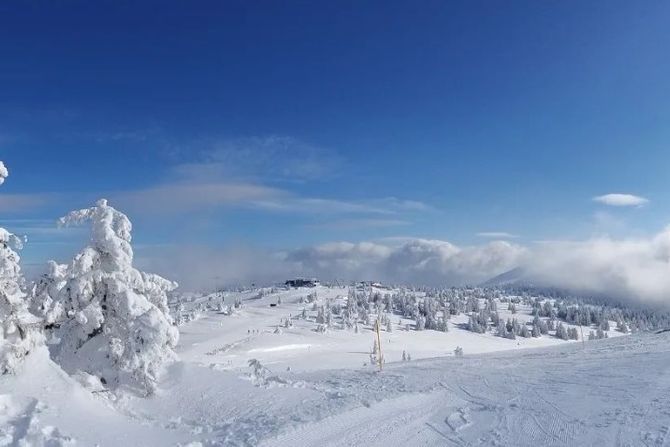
[171,135,343,183]
[111,181,283,215]
[593,193,649,207]
[107,139,434,218]
[249,196,433,216]
[306,218,411,230]
[0,193,53,213]
[477,232,519,239]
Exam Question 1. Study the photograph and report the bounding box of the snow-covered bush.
[0,162,43,374]
[42,199,179,394]
[247,358,270,385]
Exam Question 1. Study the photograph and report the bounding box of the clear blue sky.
[1,1,669,270]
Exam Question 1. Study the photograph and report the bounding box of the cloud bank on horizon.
[139,228,670,306]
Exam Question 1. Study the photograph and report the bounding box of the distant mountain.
[481,267,534,287]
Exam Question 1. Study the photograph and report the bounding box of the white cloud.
[477,232,519,239]
[285,238,526,286]
[593,193,649,207]
[134,228,670,306]
[522,229,670,304]
[0,161,8,185]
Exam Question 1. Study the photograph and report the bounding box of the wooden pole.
[375,319,383,371]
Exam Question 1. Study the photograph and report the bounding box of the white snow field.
[172,285,624,373]
[1,285,666,446]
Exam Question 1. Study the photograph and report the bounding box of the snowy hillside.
[1,315,668,446]
[3,283,656,446]
[171,284,625,372]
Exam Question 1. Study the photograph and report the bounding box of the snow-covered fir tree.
[415,314,426,331]
[0,161,43,374]
[42,199,179,394]
[555,322,569,340]
[616,320,629,334]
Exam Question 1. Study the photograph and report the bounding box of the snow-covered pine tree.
[567,327,579,340]
[0,161,44,374]
[555,322,569,340]
[415,314,426,331]
[616,320,629,334]
[315,305,326,324]
[531,322,541,338]
[46,199,179,394]
[547,318,556,331]
[508,303,517,314]
[467,314,481,333]
[496,319,507,338]
[519,324,530,338]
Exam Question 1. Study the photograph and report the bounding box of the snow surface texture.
[2,284,666,446]
[1,322,668,446]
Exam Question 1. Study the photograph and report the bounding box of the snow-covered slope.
[172,285,622,372]
[0,347,195,446]
[262,332,670,447]
[2,331,668,446]
[0,285,661,446]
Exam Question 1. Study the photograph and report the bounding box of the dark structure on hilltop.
[285,278,320,288]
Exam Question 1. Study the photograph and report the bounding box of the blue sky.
[1,1,670,288]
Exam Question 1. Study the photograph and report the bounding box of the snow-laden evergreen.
[0,162,43,374]
[37,199,179,394]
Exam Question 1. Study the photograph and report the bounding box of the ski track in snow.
[259,333,670,447]
[112,330,670,446]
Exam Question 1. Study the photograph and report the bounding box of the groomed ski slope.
[262,332,670,447]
